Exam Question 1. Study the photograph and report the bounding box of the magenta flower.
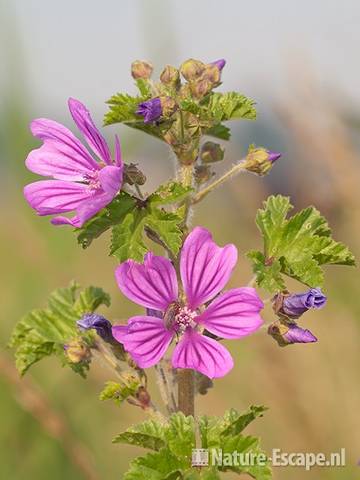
[112,227,264,379]
[24,98,123,227]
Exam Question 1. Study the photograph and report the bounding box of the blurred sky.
[1,0,360,120]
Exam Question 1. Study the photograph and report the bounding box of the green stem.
[192,159,247,204]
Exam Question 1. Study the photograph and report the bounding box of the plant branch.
[192,159,247,204]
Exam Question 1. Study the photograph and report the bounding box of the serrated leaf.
[205,124,231,140]
[124,448,185,480]
[9,282,110,376]
[208,92,257,122]
[77,192,136,248]
[149,182,192,206]
[111,209,148,262]
[104,93,145,125]
[113,419,166,450]
[221,405,268,437]
[145,208,184,257]
[100,376,140,407]
[248,195,355,292]
[164,413,195,458]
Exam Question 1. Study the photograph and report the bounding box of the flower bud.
[77,313,114,342]
[274,288,327,319]
[123,163,146,186]
[180,58,205,81]
[200,141,225,163]
[131,60,153,80]
[211,59,226,71]
[159,96,177,117]
[190,78,213,99]
[64,340,91,363]
[202,64,221,84]
[268,321,317,347]
[160,65,180,87]
[244,145,282,176]
[136,386,151,410]
[194,165,214,185]
[136,98,162,123]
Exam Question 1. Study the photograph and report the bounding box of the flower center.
[83,170,101,192]
[174,306,197,331]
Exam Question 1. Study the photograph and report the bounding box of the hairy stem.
[192,159,247,204]
[177,369,195,416]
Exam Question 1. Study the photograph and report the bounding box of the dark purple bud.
[268,321,317,347]
[267,151,282,163]
[211,59,226,71]
[77,313,113,342]
[136,98,162,123]
[282,288,327,319]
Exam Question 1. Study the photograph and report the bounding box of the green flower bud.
[180,58,205,81]
[159,96,178,117]
[244,145,282,176]
[123,163,146,186]
[131,60,153,80]
[64,340,91,363]
[200,141,225,163]
[160,65,180,87]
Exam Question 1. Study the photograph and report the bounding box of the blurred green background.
[1,0,359,478]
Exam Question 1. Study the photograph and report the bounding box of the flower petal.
[114,135,122,167]
[115,316,173,368]
[26,118,99,180]
[180,227,237,309]
[98,165,123,196]
[197,288,264,339]
[116,253,178,310]
[24,180,92,215]
[172,329,233,379]
[68,98,112,164]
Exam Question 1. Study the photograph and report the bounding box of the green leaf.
[113,418,166,451]
[100,375,141,406]
[111,208,148,262]
[248,195,355,292]
[205,124,231,140]
[145,208,184,258]
[136,79,152,97]
[77,192,136,248]
[124,448,185,480]
[149,182,192,206]
[207,92,257,122]
[9,282,110,376]
[164,413,195,458]
[221,405,268,437]
[104,92,145,125]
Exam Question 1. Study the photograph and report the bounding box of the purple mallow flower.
[136,98,162,124]
[281,288,327,319]
[24,98,123,228]
[77,313,113,342]
[112,227,264,379]
[211,59,226,71]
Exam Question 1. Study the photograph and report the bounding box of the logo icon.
[192,449,209,466]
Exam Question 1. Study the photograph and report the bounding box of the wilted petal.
[68,98,112,164]
[115,316,173,368]
[281,288,327,319]
[98,165,123,196]
[77,313,113,342]
[116,253,178,310]
[24,180,92,215]
[198,288,264,339]
[26,118,99,180]
[180,227,237,309]
[172,329,234,379]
